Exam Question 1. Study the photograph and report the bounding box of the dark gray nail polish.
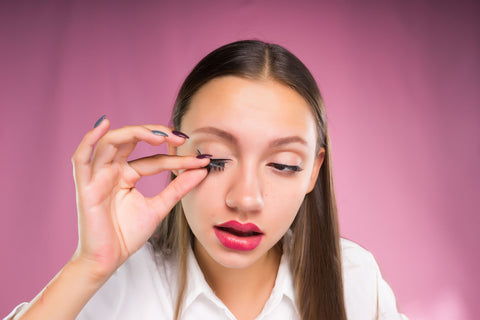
[151,130,168,137]
[94,115,106,128]
[172,130,189,139]
[196,154,212,159]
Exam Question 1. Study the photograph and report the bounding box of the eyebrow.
[192,126,308,148]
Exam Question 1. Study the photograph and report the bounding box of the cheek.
[265,171,312,203]
[181,189,204,232]
[263,180,307,231]
[181,182,221,233]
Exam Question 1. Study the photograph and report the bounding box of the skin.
[171,76,325,319]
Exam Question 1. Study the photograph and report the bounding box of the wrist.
[18,252,114,319]
[68,252,117,285]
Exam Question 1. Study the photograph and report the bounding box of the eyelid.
[267,163,303,173]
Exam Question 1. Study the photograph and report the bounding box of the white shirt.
[4,239,408,320]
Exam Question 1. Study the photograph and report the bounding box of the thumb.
[147,168,207,221]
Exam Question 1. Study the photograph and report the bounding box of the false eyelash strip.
[196,149,231,173]
[206,158,231,173]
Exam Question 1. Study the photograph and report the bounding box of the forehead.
[181,76,318,147]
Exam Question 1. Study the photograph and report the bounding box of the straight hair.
[149,40,347,320]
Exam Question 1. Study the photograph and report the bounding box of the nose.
[225,164,264,213]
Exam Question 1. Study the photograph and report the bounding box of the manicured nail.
[172,130,189,139]
[151,130,168,137]
[94,115,106,128]
[196,154,212,159]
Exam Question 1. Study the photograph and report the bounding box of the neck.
[193,240,282,319]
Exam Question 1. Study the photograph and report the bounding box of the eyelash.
[267,163,303,173]
[207,158,230,173]
[197,149,230,173]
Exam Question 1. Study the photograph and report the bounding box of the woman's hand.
[71,117,208,280]
[12,117,209,320]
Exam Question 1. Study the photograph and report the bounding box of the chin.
[201,239,276,270]
[213,248,264,269]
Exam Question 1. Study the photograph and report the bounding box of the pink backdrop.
[1,1,479,319]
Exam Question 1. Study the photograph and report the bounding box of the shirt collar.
[181,235,297,317]
[182,246,229,313]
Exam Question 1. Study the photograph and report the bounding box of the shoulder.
[340,238,380,319]
[340,237,379,304]
[340,237,378,272]
[340,238,408,320]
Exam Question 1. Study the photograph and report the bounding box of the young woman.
[6,40,408,320]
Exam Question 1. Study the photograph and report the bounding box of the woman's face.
[175,76,324,269]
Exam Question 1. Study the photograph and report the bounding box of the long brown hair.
[149,40,347,320]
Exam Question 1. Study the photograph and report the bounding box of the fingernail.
[151,130,168,137]
[172,130,189,139]
[94,115,106,128]
[196,154,212,159]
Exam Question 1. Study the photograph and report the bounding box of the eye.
[197,149,232,173]
[207,158,231,173]
[267,163,303,173]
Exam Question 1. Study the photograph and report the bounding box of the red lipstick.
[214,220,263,251]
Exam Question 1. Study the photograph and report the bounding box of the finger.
[72,117,111,185]
[92,125,170,170]
[146,168,208,220]
[128,155,210,177]
[143,125,189,147]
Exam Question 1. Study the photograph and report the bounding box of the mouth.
[215,220,263,235]
[215,226,262,237]
[214,220,264,251]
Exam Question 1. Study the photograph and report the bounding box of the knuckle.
[121,125,134,131]
[121,125,141,133]
[170,180,185,202]
[71,152,80,165]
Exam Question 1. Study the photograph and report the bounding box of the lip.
[214,220,263,251]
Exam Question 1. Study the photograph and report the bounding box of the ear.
[306,148,325,193]
[167,140,179,177]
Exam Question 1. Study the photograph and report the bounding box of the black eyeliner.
[269,163,303,172]
[283,164,303,172]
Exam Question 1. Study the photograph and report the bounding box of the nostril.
[225,198,236,208]
[225,194,264,212]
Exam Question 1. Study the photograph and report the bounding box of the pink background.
[1,1,479,319]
